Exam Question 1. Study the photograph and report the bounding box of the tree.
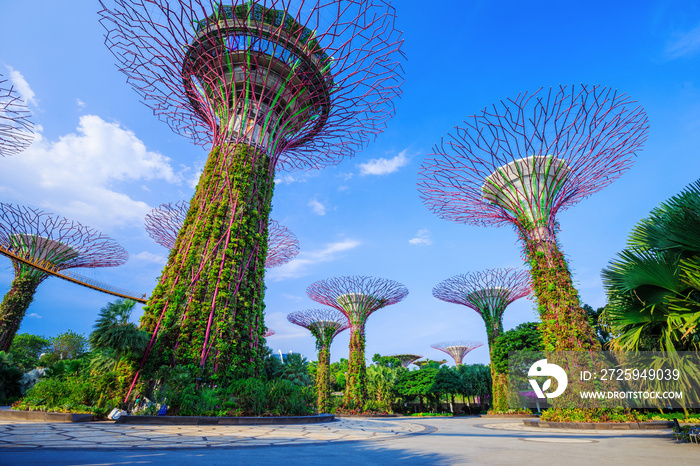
[0,351,22,401]
[329,359,348,392]
[8,333,49,370]
[583,304,610,347]
[432,367,463,411]
[372,354,403,369]
[48,330,88,361]
[394,368,438,412]
[491,323,543,375]
[456,364,492,412]
[89,299,148,370]
[280,353,311,387]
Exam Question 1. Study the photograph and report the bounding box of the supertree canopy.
[101,0,404,386]
[419,85,649,352]
[433,268,531,411]
[287,308,349,412]
[389,354,422,368]
[145,200,300,268]
[307,275,408,408]
[263,328,275,338]
[431,341,483,366]
[0,74,34,157]
[0,203,128,350]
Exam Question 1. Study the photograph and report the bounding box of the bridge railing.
[0,244,149,303]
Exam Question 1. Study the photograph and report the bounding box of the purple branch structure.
[145,200,300,268]
[389,354,422,368]
[0,203,128,350]
[0,74,34,157]
[419,85,649,351]
[433,268,531,347]
[101,0,403,388]
[307,275,408,408]
[263,328,275,338]
[287,308,349,412]
[430,341,483,366]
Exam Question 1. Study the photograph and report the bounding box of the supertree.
[287,308,349,412]
[145,200,300,268]
[101,0,403,386]
[0,74,34,157]
[431,341,483,367]
[433,268,531,411]
[0,203,128,350]
[419,85,649,352]
[389,354,422,368]
[263,328,275,337]
[307,276,408,408]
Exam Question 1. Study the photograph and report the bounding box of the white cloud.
[6,65,38,107]
[409,229,433,246]
[27,313,42,319]
[308,198,326,216]
[336,172,354,181]
[274,174,309,185]
[665,23,700,59]
[0,114,181,229]
[282,294,304,303]
[358,149,410,176]
[134,251,168,265]
[267,239,361,280]
[76,98,86,109]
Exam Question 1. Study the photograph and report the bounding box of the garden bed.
[523,419,673,430]
[115,413,334,425]
[0,410,94,422]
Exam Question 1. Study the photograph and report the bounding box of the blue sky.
[0,0,699,366]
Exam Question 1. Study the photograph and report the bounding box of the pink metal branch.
[306,275,408,326]
[100,0,405,170]
[388,354,422,368]
[431,341,483,366]
[287,308,350,344]
[432,268,531,316]
[0,74,34,157]
[0,203,128,280]
[263,328,275,338]
[418,85,649,233]
[145,200,299,267]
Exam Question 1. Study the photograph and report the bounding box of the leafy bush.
[540,407,645,423]
[0,352,23,403]
[142,375,315,416]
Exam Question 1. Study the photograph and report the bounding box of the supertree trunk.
[521,229,599,351]
[420,85,649,354]
[0,203,128,350]
[287,308,349,413]
[316,344,331,413]
[0,275,40,351]
[432,269,531,412]
[345,323,367,408]
[141,144,273,379]
[484,321,507,412]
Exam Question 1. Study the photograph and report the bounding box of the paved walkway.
[0,418,430,449]
[0,417,696,465]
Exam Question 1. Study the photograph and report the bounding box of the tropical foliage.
[602,179,700,351]
[8,333,49,370]
[89,299,148,370]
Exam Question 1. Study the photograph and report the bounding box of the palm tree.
[89,299,148,370]
[602,180,700,351]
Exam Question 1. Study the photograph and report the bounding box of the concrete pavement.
[0,416,696,465]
